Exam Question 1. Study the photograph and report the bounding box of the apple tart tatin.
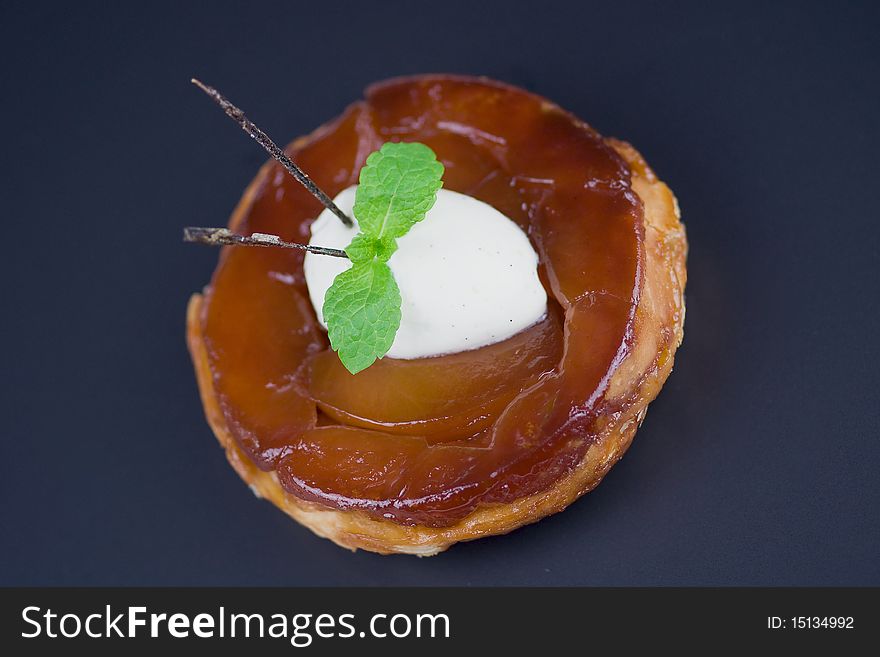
[187,75,687,555]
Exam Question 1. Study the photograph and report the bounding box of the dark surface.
[2,1,877,586]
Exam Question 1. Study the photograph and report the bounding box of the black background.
[2,1,878,586]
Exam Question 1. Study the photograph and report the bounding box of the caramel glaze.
[199,76,644,527]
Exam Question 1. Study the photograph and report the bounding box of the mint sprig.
[323,142,444,374]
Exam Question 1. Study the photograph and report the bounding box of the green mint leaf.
[322,260,401,374]
[344,234,397,263]
[375,236,398,261]
[344,234,378,263]
[322,142,443,374]
[353,142,444,243]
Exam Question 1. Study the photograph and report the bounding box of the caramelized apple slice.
[304,308,562,442]
[275,294,633,526]
[202,246,324,469]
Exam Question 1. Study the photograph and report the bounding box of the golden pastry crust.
[187,139,686,556]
